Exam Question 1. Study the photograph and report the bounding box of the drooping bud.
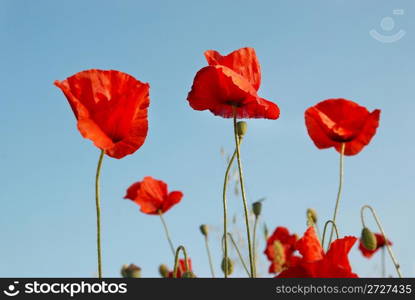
[306,208,318,225]
[158,264,169,278]
[361,227,377,251]
[221,257,234,276]
[263,223,269,240]
[120,264,141,278]
[252,201,262,217]
[199,224,208,236]
[236,121,248,138]
[182,271,196,278]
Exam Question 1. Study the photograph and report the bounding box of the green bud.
[182,271,196,278]
[221,257,234,276]
[158,264,169,278]
[361,227,377,251]
[236,121,248,137]
[306,208,318,225]
[199,224,208,236]
[252,201,262,217]
[120,264,141,278]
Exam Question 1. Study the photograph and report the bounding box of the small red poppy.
[264,227,300,273]
[305,98,380,155]
[54,69,150,159]
[278,227,358,278]
[359,233,392,258]
[187,47,280,119]
[167,258,193,278]
[124,176,183,215]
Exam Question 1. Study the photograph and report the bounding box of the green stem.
[360,205,402,278]
[328,142,345,245]
[159,211,175,256]
[321,220,339,251]
[253,216,259,277]
[381,247,386,278]
[222,149,237,278]
[222,233,250,276]
[204,236,215,278]
[95,149,105,278]
[232,109,255,278]
[173,245,190,278]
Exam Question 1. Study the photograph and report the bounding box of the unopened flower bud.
[252,201,262,217]
[159,264,169,278]
[306,208,318,225]
[263,223,269,240]
[199,224,208,236]
[361,227,377,251]
[221,257,234,276]
[121,263,141,278]
[236,121,247,138]
[182,271,196,278]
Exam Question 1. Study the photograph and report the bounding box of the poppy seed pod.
[182,271,196,278]
[306,208,318,225]
[361,227,377,251]
[200,224,208,236]
[121,264,141,278]
[236,121,248,137]
[252,201,262,217]
[158,264,169,278]
[221,257,234,276]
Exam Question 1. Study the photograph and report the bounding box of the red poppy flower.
[124,176,183,215]
[359,233,392,258]
[54,69,150,159]
[305,98,381,155]
[278,227,358,278]
[168,259,193,278]
[187,47,280,119]
[264,227,300,273]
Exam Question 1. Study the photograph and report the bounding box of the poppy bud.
[158,264,169,278]
[236,121,248,137]
[306,208,318,225]
[361,227,377,251]
[120,264,141,278]
[182,271,196,278]
[221,257,234,276]
[199,224,208,236]
[252,201,262,217]
[263,223,269,240]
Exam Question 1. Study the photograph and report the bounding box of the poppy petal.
[187,65,278,119]
[204,47,261,90]
[296,226,324,262]
[55,69,150,159]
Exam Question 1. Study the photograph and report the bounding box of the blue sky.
[0,0,414,277]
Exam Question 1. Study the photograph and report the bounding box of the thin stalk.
[204,236,215,278]
[232,109,254,278]
[253,216,259,277]
[222,233,250,276]
[159,211,175,256]
[95,149,105,278]
[222,149,237,278]
[381,247,386,278]
[328,142,345,245]
[360,205,402,278]
[321,220,339,251]
[173,245,190,278]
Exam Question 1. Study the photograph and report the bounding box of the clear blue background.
[0,0,414,277]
